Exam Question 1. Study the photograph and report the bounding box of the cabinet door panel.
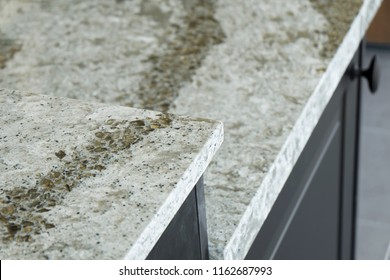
[274,120,342,259]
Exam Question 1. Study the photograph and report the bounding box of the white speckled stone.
[0,89,223,259]
[0,0,382,260]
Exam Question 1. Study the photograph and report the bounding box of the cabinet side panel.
[147,187,201,260]
[194,177,209,260]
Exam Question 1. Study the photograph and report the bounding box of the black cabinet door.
[246,45,362,260]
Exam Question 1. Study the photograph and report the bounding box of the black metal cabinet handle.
[349,55,380,94]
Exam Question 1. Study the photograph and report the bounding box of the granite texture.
[0,0,382,259]
[0,89,223,259]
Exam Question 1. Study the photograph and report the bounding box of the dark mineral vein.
[308,0,363,59]
[133,0,225,112]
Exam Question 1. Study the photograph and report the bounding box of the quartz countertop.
[0,0,383,259]
[0,89,223,259]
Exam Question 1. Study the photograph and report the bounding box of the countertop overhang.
[0,89,223,259]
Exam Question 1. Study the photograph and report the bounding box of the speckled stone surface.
[0,0,383,259]
[0,89,223,259]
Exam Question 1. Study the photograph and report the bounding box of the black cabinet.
[246,44,365,260]
[146,177,208,260]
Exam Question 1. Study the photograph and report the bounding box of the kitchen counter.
[0,89,223,259]
[0,0,383,259]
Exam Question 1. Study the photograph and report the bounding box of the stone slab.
[0,89,223,259]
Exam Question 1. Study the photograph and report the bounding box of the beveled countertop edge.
[124,120,224,259]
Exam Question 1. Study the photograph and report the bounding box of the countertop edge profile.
[123,120,224,260]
